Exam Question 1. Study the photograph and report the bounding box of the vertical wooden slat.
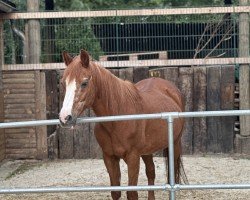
[0,19,5,161]
[206,66,221,153]
[163,67,179,86]
[73,109,90,159]
[35,71,47,159]
[119,68,133,82]
[179,67,193,154]
[27,0,41,64]
[133,67,149,83]
[48,131,58,159]
[45,70,59,136]
[239,0,250,137]
[220,65,235,153]
[193,67,207,153]
[58,127,74,158]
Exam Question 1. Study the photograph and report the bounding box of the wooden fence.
[45,65,236,159]
[0,5,248,160]
[2,70,47,159]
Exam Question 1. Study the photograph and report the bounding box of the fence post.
[27,0,47,159]
[0,19,5,161]
[167,116,175,200]
[27,0,41,63]
[237,0,250,153]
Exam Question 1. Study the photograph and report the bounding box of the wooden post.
[206,66,222,153]
[193,67,207,153]
[27,0,47,159]
[239,0,250,137]
[27,0,40,63]
[35,71,47,159]
[179,68,194,154]
[0,19,5,161]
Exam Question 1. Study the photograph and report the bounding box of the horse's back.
[135,77,184,112]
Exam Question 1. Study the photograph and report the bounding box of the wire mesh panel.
[3,8,241,65]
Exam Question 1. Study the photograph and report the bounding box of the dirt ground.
[0,155,249,200]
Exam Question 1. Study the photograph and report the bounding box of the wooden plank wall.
[2,71,47,159]
[3,71,37,159]
[1,65,235,160]
[56,65,235,158]
[150,66,236,154]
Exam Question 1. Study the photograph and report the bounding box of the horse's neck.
[92,65,140,116]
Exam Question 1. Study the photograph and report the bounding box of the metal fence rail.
[0,109,250,200]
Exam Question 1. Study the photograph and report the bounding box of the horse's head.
[59,50,95,128]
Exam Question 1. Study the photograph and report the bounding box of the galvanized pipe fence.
[0,110,250,200]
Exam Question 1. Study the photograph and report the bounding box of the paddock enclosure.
[0,2,250,161]
[48,65,237,159]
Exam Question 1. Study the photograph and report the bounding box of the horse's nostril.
[65,115,72,122]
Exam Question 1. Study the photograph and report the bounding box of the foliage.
[53,18,103,61]
[54,0,237,10]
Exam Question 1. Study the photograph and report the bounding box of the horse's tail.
[163,134,189,185]
[163,149,189,185]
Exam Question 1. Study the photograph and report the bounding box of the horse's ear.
[80,49,89,68]
[62,51,73,66]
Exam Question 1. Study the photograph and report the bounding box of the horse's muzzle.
[59,115,76,129]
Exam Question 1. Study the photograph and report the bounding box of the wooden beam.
[206,66,222,153]
[1,6,250,19]
[179,68,194,154]
[220,65,235,153]
[27,0,40,64]
[193,67,207,153]
[0,19,5,161]
[35,71,48,159]
[99,51,167,61]
[3,57,250,71]
[239,0,250,137]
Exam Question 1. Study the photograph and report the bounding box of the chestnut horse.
[59,50,185,200]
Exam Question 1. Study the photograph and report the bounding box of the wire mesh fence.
[3,10,242,65]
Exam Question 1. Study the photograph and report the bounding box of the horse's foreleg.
[103,153,121,200]
[125,153,140,200]
[142,154,155,200]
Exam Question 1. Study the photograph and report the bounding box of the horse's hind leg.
[103,153,121,200]
[142,154,155,200]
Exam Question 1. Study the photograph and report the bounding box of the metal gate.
[0,110,250,200]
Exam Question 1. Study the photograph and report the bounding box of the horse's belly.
[141,118,184,154]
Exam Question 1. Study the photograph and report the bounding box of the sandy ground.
[0,155,249,200]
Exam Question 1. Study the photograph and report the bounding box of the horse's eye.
[81,80,88,88]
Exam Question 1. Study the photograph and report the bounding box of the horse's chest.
[98,122,142,157]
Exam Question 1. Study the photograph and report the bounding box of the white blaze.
[59,78,76,123]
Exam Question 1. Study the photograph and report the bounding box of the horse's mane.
[91,62,142,115]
